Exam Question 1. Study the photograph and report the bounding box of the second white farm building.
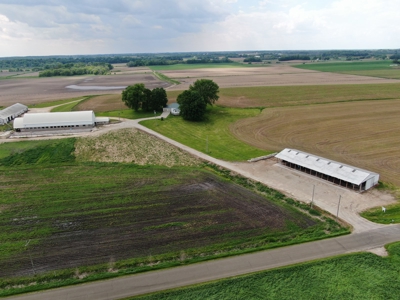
[275,148,379,192]
[13,111,109,132]
[0,103,28,125]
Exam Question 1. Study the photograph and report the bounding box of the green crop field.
[141,106,268,161]
[28,96,89,108]
[0,138,347,296]
[134,242,400,300]
[295,61,400,79]
[150,63,258,71]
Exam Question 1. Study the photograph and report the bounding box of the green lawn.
[141,106,268,161]
[134,242,400,300]
[295,61,400,79]
[150,63,260,71]
[96,109,158,119]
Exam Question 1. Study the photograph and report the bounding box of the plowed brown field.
[230,99,400,186]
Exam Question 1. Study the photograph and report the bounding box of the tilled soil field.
[0,164,319,278]
[0,73,170,106]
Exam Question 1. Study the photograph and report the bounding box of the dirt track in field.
[230,99,400,186]
[166,65,399,91]
[0,73,170,106]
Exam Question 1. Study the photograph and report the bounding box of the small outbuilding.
[13,111,97,132]
[0,103,28,125]
[275,148,379,192]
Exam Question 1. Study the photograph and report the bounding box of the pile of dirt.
[74,128,201,167]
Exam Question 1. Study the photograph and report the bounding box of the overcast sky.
[0,0,399,57]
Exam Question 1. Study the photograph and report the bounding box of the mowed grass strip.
[133,242,400,300]
[230,99,400,186]
[295,60,400,79]
[141,106,268,161]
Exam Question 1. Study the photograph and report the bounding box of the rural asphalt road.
[8,225,400,300]
[4,113,400,299]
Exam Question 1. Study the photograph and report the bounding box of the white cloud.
[0,0,399,56]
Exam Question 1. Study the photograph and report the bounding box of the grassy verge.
[133,242,400,300]
[141,106,268,161]
[29,97,91,108]
[96,109,157,119]
[153,71,180,85]
[0,140,70,159]
[361,183,400,224]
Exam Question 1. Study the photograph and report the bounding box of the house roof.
[0,103,28,119]
[275,148,379,185]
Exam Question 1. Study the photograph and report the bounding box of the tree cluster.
[177,79,219,121]
[39,63,113,77]
[122,84,168,112]
[278,55,311,61]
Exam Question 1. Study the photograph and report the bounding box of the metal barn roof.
[275,148,379,185]
[15,111,96,128]
[0,103,28,119]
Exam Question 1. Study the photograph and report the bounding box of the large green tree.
[151,87,168,111]
[121,83,147,111]
[189,79,219,106]
[177,90,207,121]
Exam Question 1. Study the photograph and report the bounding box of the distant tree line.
[1,49,399,72]
[243,57,262,63]
[38,63,113,77]
[278,55,311,61]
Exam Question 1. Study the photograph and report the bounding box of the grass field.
[295,61,400,79]
[141,106,268,161]
[150,63,257,71]
[134,242,400,300]
[230,99,400,186]
[0,138,347,295]
[166,83,400,108]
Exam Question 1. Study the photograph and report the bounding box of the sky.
[0,0,399,57]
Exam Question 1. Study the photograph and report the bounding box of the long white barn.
[13,111,106,132]
[275,148,379,192]
[0,103,28,125]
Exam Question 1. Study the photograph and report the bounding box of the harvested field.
[74,128,201,167]
[165,65,399,91]
[0,74,170,107]
[167,83,400,108]
[75,94,124,112]
[230,99,400,186]
[0,164,320,278]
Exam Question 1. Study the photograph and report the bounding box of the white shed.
[0,103,28,125]
[14,111,96,132]
[275,148,379,192]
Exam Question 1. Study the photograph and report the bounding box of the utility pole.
[336,195,342,221]
[310,184,315,209]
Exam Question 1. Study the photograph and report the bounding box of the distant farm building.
[13,111,109,132]
[275,148,379,192]
[0,103,28,125]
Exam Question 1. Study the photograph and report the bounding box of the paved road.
[8,225,400,300]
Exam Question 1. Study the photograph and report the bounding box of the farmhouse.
[275,148,379,192]
[13,111,109,132]
[0,103,28,125]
